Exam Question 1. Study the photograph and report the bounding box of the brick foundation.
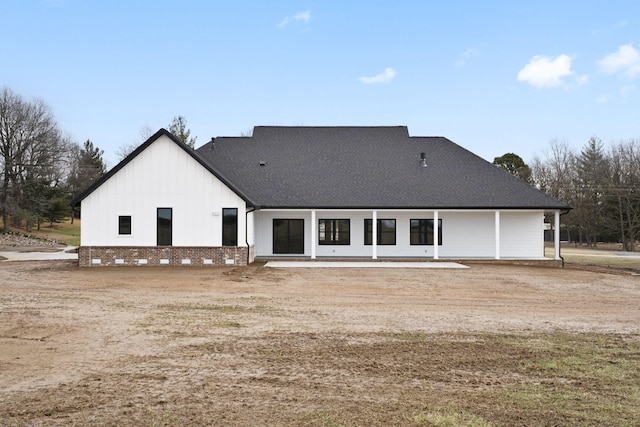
[78,246,253,267]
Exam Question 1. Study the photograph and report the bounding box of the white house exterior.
[72,127,569,266]
[74,131,254,266]
[252,209,547,259]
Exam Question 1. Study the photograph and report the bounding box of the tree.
[493,153,533,183]
[81,140,107,175]
[0,87,66,232]
[239,127,253,137]
[574,137,610,247]
[116,125,154,161]
[168,115,197,147]
[67,139,107,221]
[607,140,640,251]
[531,140,578,242]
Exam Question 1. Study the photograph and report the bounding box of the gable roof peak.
[71,127,254,207]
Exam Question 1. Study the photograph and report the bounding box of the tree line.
[0,86,194,233]
[495,137,640,252]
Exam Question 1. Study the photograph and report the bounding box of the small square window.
[118,216,131,235]
[410,219,442,245]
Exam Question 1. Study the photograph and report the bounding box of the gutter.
[245,206,257,265]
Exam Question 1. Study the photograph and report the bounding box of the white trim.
[554,210,561,260]
[372,210,377,259]
[433,210,439,259]
[256,208,551,213]
[495,210,500,260]
[311,210,317,259]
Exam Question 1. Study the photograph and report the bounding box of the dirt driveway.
[1,261,639,425]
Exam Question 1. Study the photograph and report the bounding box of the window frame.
[364,218,397,245]
[118,215,132,235]
[157,208,173,246]
[222,208,238,246]
[273,218,305,254]
[410,218,442,246]
[318,219,351,245]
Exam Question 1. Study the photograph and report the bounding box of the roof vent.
[259,161,266,167]
[419,152,427,167]
[210,137,215,150]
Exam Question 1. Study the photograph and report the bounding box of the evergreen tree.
[168,115,197,147]
[574,137,610,247]
[493,152,533,183]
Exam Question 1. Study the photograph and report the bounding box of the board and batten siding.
[437,211,496,258]
[81,135,247,247]
[499,211,544,258]
[253,210,546,259]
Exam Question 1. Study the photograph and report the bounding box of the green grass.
[413,409,494,426]
[2,217,81,246]
[562,254,640,270]
[478,333,640,425]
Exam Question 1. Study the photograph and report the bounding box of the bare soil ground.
[1,260,639,426]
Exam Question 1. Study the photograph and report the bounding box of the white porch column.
[554,210,560,260]
[433,210,439,259]
[495,210,501,260]
[372,210,378,259]
[311,210,317,259]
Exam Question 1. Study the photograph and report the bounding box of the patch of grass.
[466,333,640,425]
[145,407,179,426]
[563,254,640,270]
[413,407,494,426]
[297,411,347,426]
[4,217,81,246]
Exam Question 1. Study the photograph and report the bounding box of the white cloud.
[597,95,609,103]
[455,48,480,67]
[279,10,311,28]
[517,54,573,88]
[358,68,397,84]
[598,44,640,77]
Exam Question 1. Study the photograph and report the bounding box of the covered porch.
[252,209,564,261]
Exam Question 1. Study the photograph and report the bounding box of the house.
[71,126,570,266]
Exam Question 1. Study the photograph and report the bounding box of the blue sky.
[3,1,640,167]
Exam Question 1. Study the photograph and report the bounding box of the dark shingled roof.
[196,126,570,210]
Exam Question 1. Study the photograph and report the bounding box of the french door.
[273,219,304,254]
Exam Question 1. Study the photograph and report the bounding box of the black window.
[410,219,442,245]
[364,219,396,245]
[318,219,350,245]
[222,208,238,246]
[157,208,172,246]
[273,219,304,254]
[118,216,131,235]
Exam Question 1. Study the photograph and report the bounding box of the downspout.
[245,206,256,265]
[559,209,571,268]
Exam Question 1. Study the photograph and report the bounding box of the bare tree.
[0,87,66,232]
[608,140,640,251]
[239,127,253,137]
[531,139,577,242]
[116,125,155,161]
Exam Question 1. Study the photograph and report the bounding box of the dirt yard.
[1,260,639,426]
